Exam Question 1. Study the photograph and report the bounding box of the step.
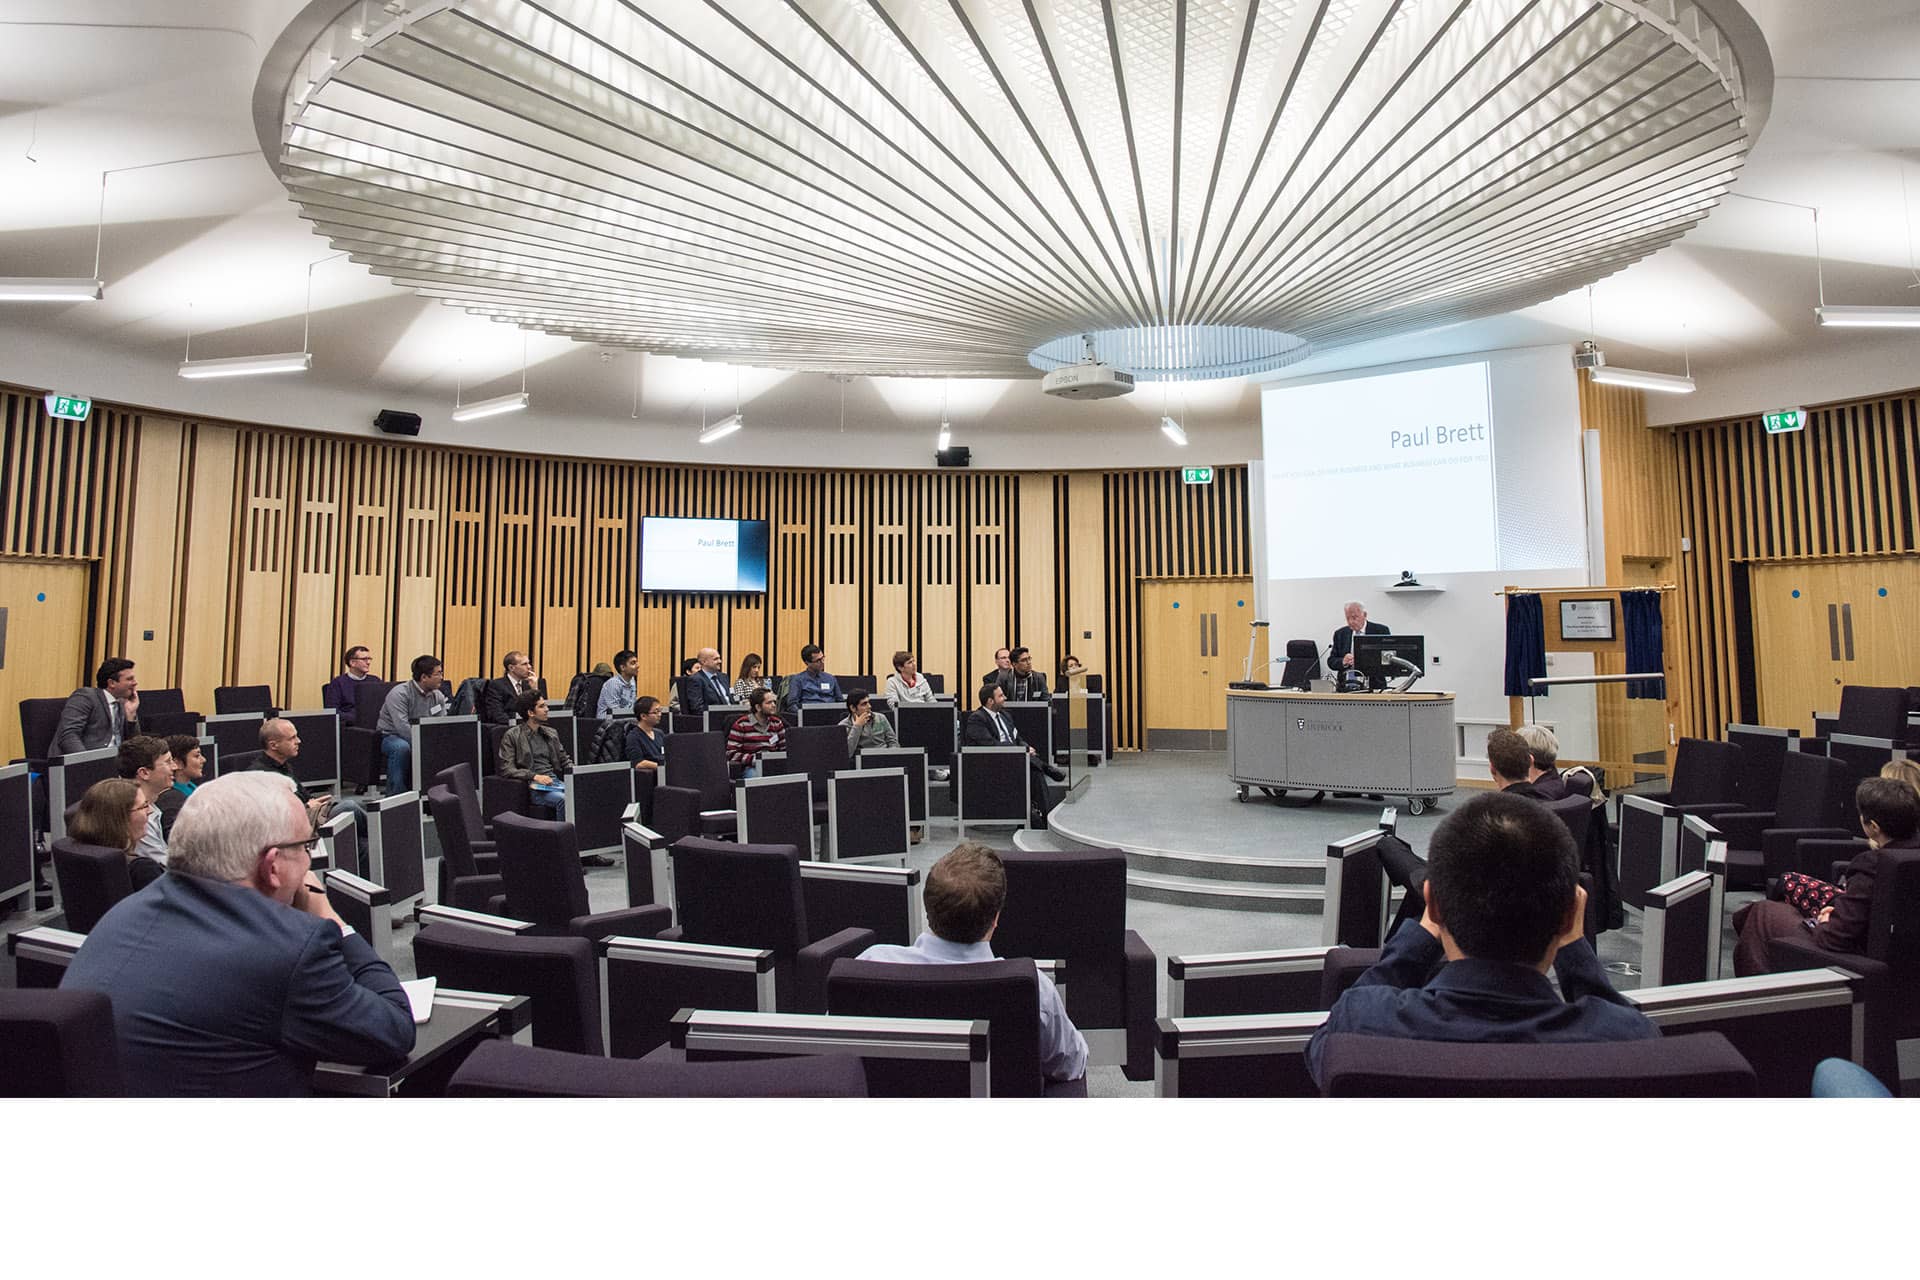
[1125,871,1323,914]
[1041,810,1324,886]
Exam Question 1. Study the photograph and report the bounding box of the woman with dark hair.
[840,688,898,753]
[625,696,667,772]
[1732,776,1920,976]
[70,777,166,890]
[731,653,768,705]
[154,733,206,838]
[726,687,786,779]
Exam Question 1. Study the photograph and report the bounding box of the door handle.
[1841,602,1855,661]
[1827,603,1840,661]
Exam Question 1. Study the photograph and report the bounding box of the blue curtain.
[1622,589,1666,700]
[1503,593,1547,697]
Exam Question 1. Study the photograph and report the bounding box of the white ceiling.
[1,0,1917,468]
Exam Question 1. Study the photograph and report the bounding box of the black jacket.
[963,707,1026,748]
[1329,621,1390,671]
[481,675,547,726]
[683,669,735,717]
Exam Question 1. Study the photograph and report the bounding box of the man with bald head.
[683,646,734,716]
[60,771,414,1096]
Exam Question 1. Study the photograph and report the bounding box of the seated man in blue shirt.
[858,841,1087,1083]
[781,642,843,717]
[1306,791,1656,1088]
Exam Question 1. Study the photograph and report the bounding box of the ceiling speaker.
[935,446,971,468]
[374,409,421,437]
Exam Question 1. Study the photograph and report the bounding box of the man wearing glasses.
[61,771,415,1096]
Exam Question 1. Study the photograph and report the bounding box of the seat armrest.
[472,839,497,856]
[1671,801,1746,819]
[473,851,499,875]
[486,894,508,914]
[570,904,674,943]
[1765,938,1893,1087]
[794,926,878,1013]
[1714,810,1775,847]
[1123,929,1156,1081]
[448,873,507,913]
[1764,937,1889,985]
[1319,947,1384,1008]
[1761,827,1857,880]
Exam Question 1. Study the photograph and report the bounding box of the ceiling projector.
[1041,360,1136,400]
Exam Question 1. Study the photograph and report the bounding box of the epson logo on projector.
[1390,423,1487,449]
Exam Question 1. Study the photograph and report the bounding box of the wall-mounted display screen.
[640,517,769,593]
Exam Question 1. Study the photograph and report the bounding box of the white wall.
[1648,328,1920,428]
[1255,345,1591,773]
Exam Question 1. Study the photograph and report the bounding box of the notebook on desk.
[401,976,436,1024]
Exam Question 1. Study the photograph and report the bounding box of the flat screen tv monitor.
[640,517,769,593]
[1352,634,1426,692]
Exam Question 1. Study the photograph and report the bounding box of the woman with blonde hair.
[69,777,166,890]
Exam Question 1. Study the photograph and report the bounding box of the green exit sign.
[1762,407,1807,434]
[43,394,91,422]
[1182,466,1214,485]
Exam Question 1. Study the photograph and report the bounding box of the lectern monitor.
[1352,634,1425,691]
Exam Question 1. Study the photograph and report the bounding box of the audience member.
[1881,757,1920,795]
[59,771,415,1096]
[1485,727,1545,797]
[376,654,451,793]
[70,777,166,891]
[154,733,205,839]
[1306,791,1656,1088]
[858,842,1087,1083]
[597,649,641,719]
[727,688,786,779]
[781,643,842,716]
[683,647,735,716]
[964,683,1064,826]
[116,736,174,864]
[994,645,1050,702]
[731,653,769,704]
[885,650,938,704]
[1731,777,1920,976]
[1514,724,1570,799]
[53,657,140,755]
[667,657,699,712]
[323,645,379,718]
[625,696,667,773]
[498,689,574,817]
[482,651,545,725]
[991,646,1012,674]
[841,689,898,753]
[252,717,366,829]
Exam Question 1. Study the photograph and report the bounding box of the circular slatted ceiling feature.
[267,0,1761,380]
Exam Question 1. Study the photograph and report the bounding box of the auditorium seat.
[413,923,602,1055]
[1836,685,1909,743]
[18,696,65,767]
[989,847,1156,1081]
[448,1037,868,1098]
[135,688,200,739]
[1662,737,1746,814]
[1724,724,1799,813]
[333,677,389,791]
[662,837,874,1012]
[661,731,738,838]
[1765,845,1920,1090]
[1317,1032,1756,1097]
[1278,639,1320,689]
[0,988,123,1097]
[776,725,852,825]
[1543,794,1591,848]
[221,749,264,775]
[827,956,1087,1097]
[213,684,274,716]
[491,812,672,942]
[424,785,503,911]
[433,763,497,851]
[49,838,133,933]
[1714,751,1855,888]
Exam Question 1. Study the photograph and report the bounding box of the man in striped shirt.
[727,687,787,779]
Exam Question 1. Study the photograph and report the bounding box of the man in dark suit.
[1486,727,1548,799]
[52,657,141,756]
[1328,601,1389,685]
[480,650,547,725]
[964,684,1065,824]
[683,646,734,717]
[60,770,414,1096]
[1305,790,1655,1089]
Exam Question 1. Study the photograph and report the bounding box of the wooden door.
[0,558,93,761]
[1751,556,1920,733]
[1142,577,1261,747]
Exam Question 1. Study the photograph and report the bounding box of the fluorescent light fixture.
[177,350,313,379]
[0,277,103,302]
[450,390,529,422]
[937,422,951,450]
[1815,304,1920,329]
[1588,366,1695,395]
[1160,415,1189,446]
[699,412,743,444]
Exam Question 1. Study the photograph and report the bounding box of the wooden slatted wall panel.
[2,382,1259,747]
[1671,388,1920,737]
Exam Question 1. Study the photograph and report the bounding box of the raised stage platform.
[1029,751,1457,913]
